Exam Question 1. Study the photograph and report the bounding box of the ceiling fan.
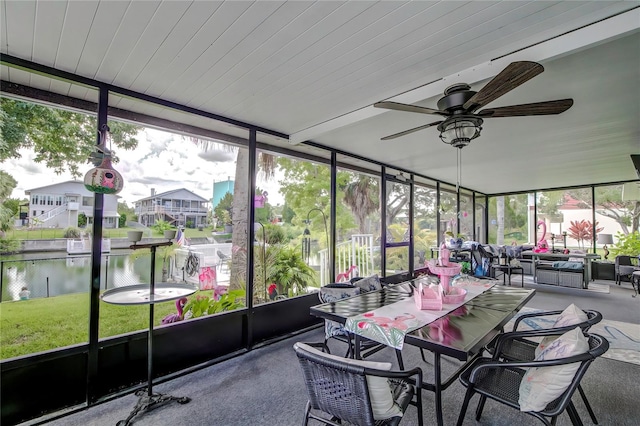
[374,61,573,147]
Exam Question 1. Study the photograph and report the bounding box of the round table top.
[101,282,198,305]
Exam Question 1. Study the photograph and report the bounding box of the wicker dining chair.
[294,342,423,426]
[457,332,609,426]
[488,309,602,424]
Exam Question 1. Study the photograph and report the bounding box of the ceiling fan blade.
[477,99,574,118]
[374,101,448,116]
[381,121,442,140]
[463,61,544,112]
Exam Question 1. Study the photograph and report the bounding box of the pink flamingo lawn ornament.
[533,220,549,253]
[199,267,217,290]
[161,297,188,324]
[336,265,358,282]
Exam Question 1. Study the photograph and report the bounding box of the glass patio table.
[310,280,535,426]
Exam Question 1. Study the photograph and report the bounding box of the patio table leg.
[434,352,443,426]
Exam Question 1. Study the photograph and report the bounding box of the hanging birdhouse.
[84,125,124,195]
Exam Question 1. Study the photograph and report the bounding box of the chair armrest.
[467,353,592,384]
[302,341,331,353]
[512,310,563,332]
[492,328,570,358]
[364,366,423,389]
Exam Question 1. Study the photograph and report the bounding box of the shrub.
[0,237,20,254]
[183,289,245,318]
[264,224,286,244]
[152,220,172,234]
[78,213,87,228]
[63,227,81,238]
[611,231,640,257]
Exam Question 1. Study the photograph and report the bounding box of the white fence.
[67,238,111,254]
[319,234,375,285]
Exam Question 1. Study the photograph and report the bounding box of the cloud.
[198,149,235,162]
[128,176,183,185]
[3,127,284,206]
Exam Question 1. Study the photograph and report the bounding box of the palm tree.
[342,176,379,233]
[194,140,276,291]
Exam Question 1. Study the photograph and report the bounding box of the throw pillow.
[506,245,523,259]
[353,274,383,293]
[318,286,361,339]
[535,304,588,356]
[519,327,589,412]
[318,285,361,303]
[295,343,403,420]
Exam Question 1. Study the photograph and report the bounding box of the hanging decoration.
[84,124,124,195]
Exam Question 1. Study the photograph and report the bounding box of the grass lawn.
[4,226,215,241]
[0,293,181,360]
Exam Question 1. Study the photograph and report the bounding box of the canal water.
[1,251,166,302]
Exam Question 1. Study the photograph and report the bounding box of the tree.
[117,201,136,223]
[1,98,140,178]
[193,142,277,291]
[0,170,17,202]
[384,182,409,227]
[568,186,640,234]
[0,171,19,237]
[343,175,378,233]
[214,192,234,225]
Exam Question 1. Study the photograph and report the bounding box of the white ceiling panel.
[129,1,223,92]
[32,0,67,68]
[106,0,191,88]
[143,1,256,98]
[1,0,638,195]
[54,0,99,74]
[95,0,162,83]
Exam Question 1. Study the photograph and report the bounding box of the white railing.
[33,204,68,224]
[318,234,374,286]
[67,238,111,254]
[137,205,208,215]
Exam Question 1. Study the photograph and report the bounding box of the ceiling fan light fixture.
[438,117,483,149]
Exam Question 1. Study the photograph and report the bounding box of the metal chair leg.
[566,401,584,426]
[456,387,474,426]
[577,384,598,424]
[303,401,311,426]
[475,395,487,421]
